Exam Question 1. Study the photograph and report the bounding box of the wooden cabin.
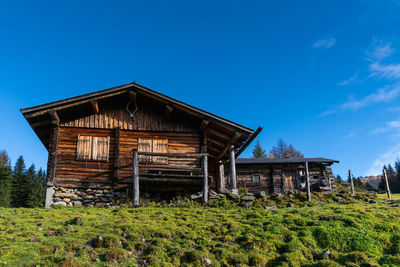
[21,82,260,207]
[234,158,338,194]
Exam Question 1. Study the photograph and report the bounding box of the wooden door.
[285,171,296,191]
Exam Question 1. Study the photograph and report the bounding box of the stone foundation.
[51,187,127,208]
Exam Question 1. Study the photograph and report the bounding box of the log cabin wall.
[235,163,332,194]
[55,127,203,189]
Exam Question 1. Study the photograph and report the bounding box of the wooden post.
[349,170,355,195]
[132,149,139,206]
[305,161,311,203]
[229,145,237,194]
[45,114,59,209]
[113,127,120,184]
[218,161,225,192]
[383,168,392,200]
[202,155,208,203]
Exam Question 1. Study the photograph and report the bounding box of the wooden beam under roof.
[49,110,59,124]
[90,99,99,114]
[235,126,263,158]
[165,104,173,119]
[216,131,241,161]
[129,90,137,104]
[200,119,209,131]
[24,90,129,118]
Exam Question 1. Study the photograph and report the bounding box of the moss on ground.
[0,195,400,266]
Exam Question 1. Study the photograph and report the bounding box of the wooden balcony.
[131,150,210,205]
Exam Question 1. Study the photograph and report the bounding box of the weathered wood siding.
[235,163,332,194]
[236,166,273,193]
[55,127,202,188]
[59,97,197,132]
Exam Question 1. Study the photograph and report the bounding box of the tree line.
[379,161,400,193]
[252,138,304,159]
[0,150,46,208]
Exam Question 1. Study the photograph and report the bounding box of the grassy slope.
[377,193,400,201]
[1,196,400,266]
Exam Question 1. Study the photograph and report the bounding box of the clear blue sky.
[1,0,400,178]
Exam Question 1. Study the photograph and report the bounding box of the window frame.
[76,135,110,162]
[138,138,168,165]
[252,174,261,183]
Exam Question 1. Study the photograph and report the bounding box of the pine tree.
[336,175,343,183]
[0,164,12,207]
[252,140,267,159]
[28,168,46,208]
[11,156,31,207]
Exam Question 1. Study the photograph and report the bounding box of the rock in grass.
[242,201,253,208]
[265,206,277,211]
[203,257,212,266]
[241,195,256,201]
[73,201,82,206]
[287,202,294,208]
[53,201,66,207]
[369,200,378,204]
[254,191,266,198]
[314,201,326,205]
[317,249,331,260]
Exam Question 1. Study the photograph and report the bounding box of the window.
[252,174,261,183]
[138,138,168,164]
[77,135,110,161]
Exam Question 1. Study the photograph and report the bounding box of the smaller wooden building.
[233,158,338,194]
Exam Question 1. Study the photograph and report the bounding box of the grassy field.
[1,194,400,266]
[377,193,400,201]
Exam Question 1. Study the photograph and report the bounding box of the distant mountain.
[359,175,382,189]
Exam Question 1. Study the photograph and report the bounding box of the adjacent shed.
[234,158,339,194]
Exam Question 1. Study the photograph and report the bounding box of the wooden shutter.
[77,135,92,160]
[93,136,110,161]
[138,138,152,163]
[153,139,168,164]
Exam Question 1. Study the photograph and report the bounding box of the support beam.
[90,99,99,114]
[383,168,392,200]
[200,119,209,131]
[202,155,208,203]
[218,161,225,192]
[48,110,59,124]
[45,121,59,208]
[235,126,263,158]
[165,104,173,119]
[113,127,120,183]
[349,170,355,195]
[216,132,241,161]
[129,90,137,104]
[305,161,311,203]
[229,145,237,194]
[132,149,139,206]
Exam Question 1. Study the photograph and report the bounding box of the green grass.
[377,193,400,201]
[0,195,400,266]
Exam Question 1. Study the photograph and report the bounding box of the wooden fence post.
[202,155,208,203]
[383,168,392,200]
[349,170,355,195]
[305,161,311,203]
[229,145,237,194]
[218,161,225,192]
[132,149,139,206]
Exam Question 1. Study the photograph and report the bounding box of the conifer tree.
[252,140,267,159]
[11,156,31,207]
[0,164,12,207]
[28,168,46,208]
